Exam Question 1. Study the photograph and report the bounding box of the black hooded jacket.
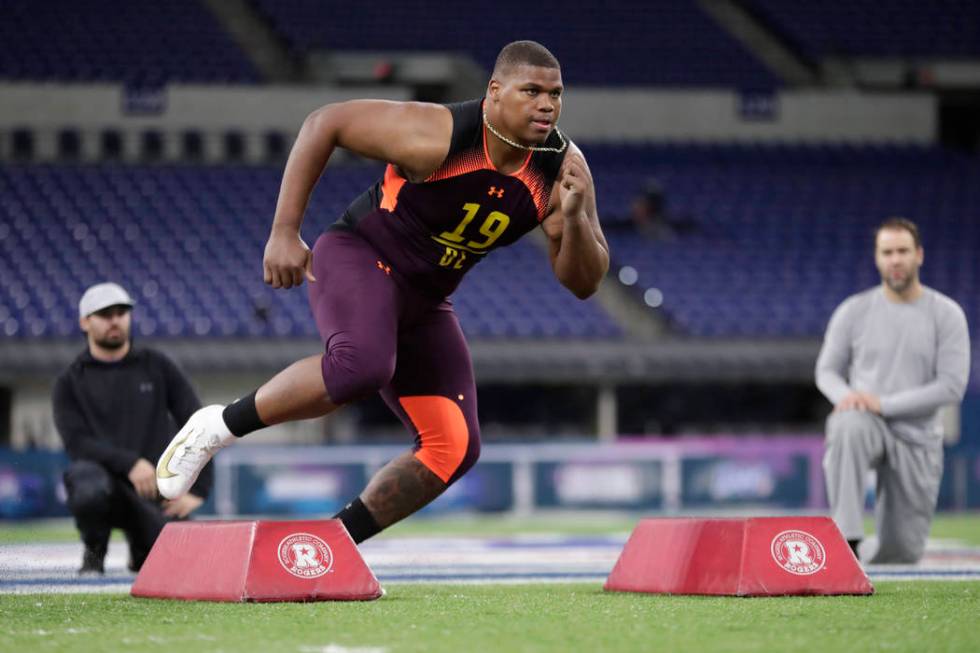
[52,347,212,499]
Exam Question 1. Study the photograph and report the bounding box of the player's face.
[490,65,563,144]
[875,228,923,294]
[81,305,131,350]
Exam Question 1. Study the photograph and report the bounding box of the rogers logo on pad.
[277,533,334,579]
[771,530,826,575]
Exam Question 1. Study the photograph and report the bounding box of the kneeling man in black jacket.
[52,282,212,574]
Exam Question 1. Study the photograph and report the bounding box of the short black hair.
[875,217,922,249]
[492,41,560,77]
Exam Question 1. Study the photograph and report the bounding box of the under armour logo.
[488,186,504,198]
[376,260,391,275]
[139,382,153,393]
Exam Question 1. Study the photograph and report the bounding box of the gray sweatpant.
[823,410,944,564]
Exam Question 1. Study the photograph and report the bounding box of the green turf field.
[4,514,980,652]
[4,512,980,544]
[0,513,638,544]
[2,582,977,653]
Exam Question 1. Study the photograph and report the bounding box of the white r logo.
[785,540,813,566]
[278,533,332,578]
[291,544,319,568]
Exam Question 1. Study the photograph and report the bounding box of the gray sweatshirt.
[815,285,970,443]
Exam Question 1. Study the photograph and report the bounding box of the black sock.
[847,539,862,558]
[221,390,267,438]
[333,497,382,544]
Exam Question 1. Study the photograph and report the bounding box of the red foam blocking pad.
[604,517,873,596]
[131,519,383,602]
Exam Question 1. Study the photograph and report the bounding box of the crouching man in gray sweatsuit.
[815,218,970,563]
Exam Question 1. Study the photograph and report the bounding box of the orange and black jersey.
[329,98,568,300]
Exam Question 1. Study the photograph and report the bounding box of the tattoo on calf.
[362,452,447,528]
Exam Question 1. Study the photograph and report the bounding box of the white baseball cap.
[78,282,135,318]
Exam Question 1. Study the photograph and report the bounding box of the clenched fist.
[263,226,317,289]
[558,153,591,218]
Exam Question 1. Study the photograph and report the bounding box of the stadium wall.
[0,84,937,163]
[5,440,980,520]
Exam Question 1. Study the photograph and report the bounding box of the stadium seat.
[0,163,621,339]
[250,0,779,87]
[744,0,980,61]
[0,0,259,84]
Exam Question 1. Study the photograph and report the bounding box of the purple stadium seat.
[0,0,259,84]
[250,0,778,87]
[745,0,980,60]
[1,145,976,340]
[0,163,621,339]
[599,143,979,337]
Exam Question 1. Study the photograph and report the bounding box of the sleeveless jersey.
[329,98,568,299]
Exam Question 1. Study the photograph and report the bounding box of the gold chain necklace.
[483,111,567,154]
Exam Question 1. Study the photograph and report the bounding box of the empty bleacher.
[0,163,620,340]
[594,143,979,337]
[0,0,259,84]
[745,0,980,61]
[251,0,779,87]
[2,142,976,341]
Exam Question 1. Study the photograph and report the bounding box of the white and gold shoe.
[156,405,234,499]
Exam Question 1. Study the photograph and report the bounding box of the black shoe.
[124,534,148,573]
[79,546,106,575]
[847,538,862,559]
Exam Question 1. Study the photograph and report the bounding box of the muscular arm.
[265,100,453,288]
[540,144,609,299]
